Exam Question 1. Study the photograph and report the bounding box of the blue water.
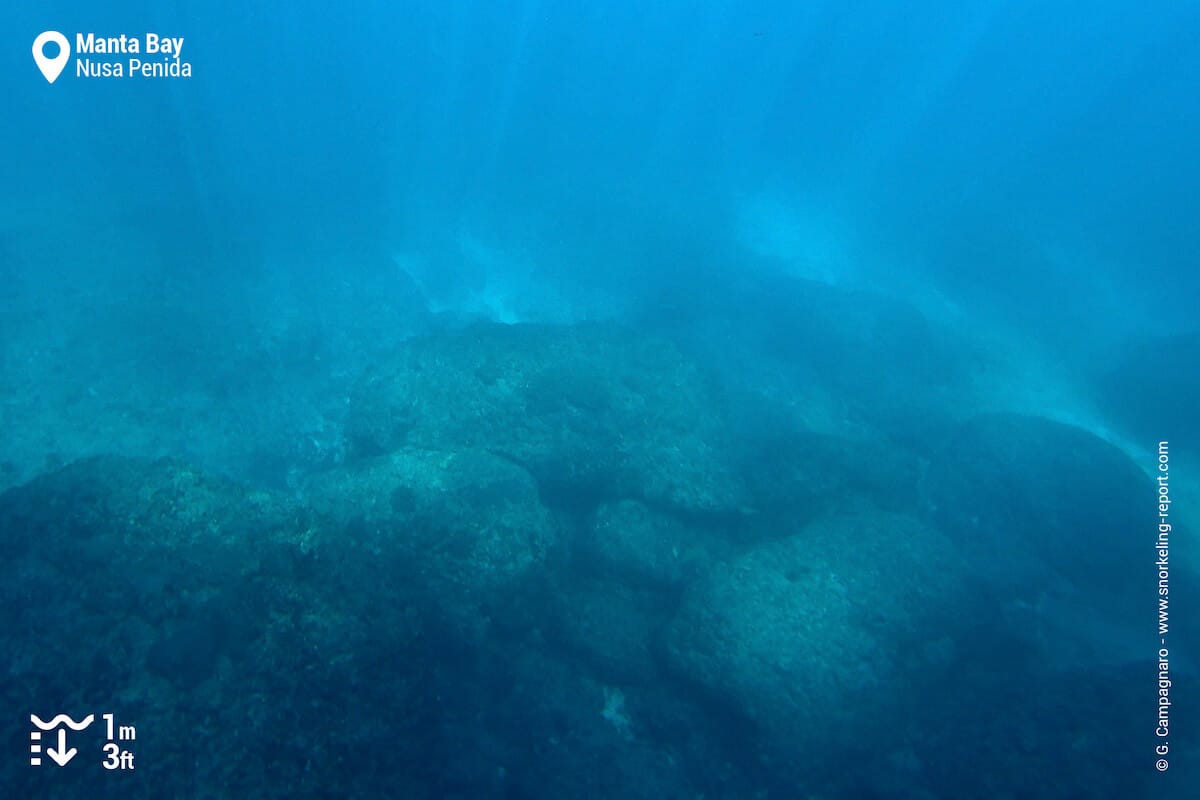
[2,2,1197,798]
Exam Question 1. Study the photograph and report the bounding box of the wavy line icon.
[30,714,94,731]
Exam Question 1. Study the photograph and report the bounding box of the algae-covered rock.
[663,512,964,772]
[344,322,745,514]
[0,456,427,799]
[582,499,728,590]
[305,447,556,637]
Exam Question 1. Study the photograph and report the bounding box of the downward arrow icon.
[46,728,76,766]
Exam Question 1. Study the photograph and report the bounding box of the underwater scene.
[2,1,1198,798]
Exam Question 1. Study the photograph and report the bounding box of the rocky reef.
[1,279,1193,799]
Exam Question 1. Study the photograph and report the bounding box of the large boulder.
[663,512,965,783]
[926,413,1149,623]
[0,456,429,799]
[304,447,556,638]
[645,272,980,447]
[580,499,730,590]
[739,430,926,524]
[344,322,745,514]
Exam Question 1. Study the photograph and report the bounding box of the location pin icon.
[32,31,70,84]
